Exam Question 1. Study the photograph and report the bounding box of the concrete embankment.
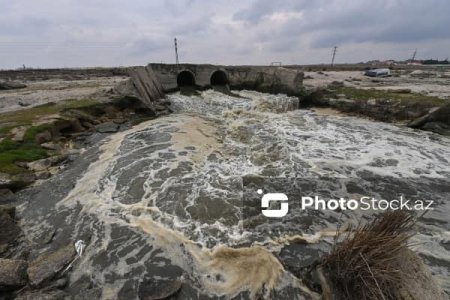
[149,63,304,96]
[123,64,450,137]
[114,65,168,114]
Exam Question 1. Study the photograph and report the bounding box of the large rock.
[0,259,28,290]
[41,142,61,151]
[95,121,119,133]
[0,173,35,191]
[10,126,27,142]
[27,243,76,287]
[0,173,18,190]
[138,279,182,300]
[15,289,68,300]
[0,204,15,218]
[0,211,22,256]
[0,189,16,205]
[26,155,68,172]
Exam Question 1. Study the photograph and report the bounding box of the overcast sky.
[1,0,449,69]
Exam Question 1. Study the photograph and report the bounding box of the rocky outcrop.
[0,204,15,218]
[0,258,28,290]
[11,126,27,142]
[95,121,119,133]
[26,155,68,172]
[0,189,15,205]
[27,243,76,287]
[138,279,182,300]
[15,289,68,300]
[115,66,167,113]
[0,94,167,193]
[0,210,22,256]
[0,173,36,192]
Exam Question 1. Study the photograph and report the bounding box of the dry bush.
[321,211,417,300]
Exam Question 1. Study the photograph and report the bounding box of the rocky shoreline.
[0,72,172,298]
[300,72,450,136]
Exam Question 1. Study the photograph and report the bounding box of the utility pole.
[331,46,338,67]
[174,38,179,68]
[410,49,417,62]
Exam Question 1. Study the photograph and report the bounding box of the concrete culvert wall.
[210,70,228,86]
[177,70,196,87]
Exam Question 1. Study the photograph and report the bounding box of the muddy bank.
[0,97,170,192]
[0,64,172,193]
[0,76,129,114]
[0,66,173,298]
[0,66,167,114]
[300,69,450,136]
[0,102,172,299]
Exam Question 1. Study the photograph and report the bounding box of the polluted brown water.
[17,90,450,299]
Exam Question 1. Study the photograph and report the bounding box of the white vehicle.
[364,68,391,77]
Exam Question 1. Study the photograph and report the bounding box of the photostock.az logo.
[258,189,289,218]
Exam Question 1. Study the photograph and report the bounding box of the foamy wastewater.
[55,112,315,298]
[129,217,316,299]
[56,90,450,298]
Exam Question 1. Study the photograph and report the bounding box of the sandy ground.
[0,76,128,113]
[303,69,450,100]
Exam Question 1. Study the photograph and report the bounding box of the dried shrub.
[321,211,417,300]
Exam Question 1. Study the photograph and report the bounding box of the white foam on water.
[57,89,450,297]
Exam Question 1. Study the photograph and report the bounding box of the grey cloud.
[234,0,450,49]
[311,1,450,47]
[169,15,212,36]
[0,0,449,68]
[128,38,169,55]
[232,0,326,23]
[0,17,53,36]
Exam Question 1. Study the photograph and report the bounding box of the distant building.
[366,60,381,65]
[422,59,449,65]
[382,60,396,66]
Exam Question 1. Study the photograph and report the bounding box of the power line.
[0,42,125,48]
